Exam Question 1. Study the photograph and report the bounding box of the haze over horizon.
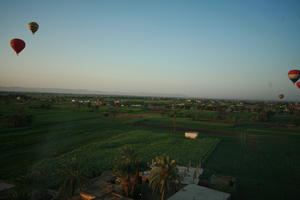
[1,0,300,101]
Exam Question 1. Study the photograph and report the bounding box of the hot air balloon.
[296,82,300,89]
[278,94,284,99]
[10,39,26,55]
[288,70,300,83]
[28,22,39,34]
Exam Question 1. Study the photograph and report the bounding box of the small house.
[114,100,121,105]
[185,132,199,139]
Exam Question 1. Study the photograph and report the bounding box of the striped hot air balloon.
[28,22,39,34]
[288,70,300,84]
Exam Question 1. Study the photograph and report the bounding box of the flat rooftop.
[167,184,230,200]
[0,181,14,193]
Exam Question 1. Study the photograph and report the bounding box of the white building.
[185,132,199,139]
[167,184,230,200]
[177,166,203,184]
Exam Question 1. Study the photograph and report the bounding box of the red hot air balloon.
[296,82,300,89]
[10,38,26,55]
[288,70,300,83]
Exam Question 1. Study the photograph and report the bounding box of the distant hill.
[0,86,187,98]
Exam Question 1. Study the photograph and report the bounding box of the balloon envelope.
[10,38,26,55]
[28,22,39,34]
[288,70,300,83]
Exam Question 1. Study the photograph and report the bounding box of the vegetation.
[114,146,143,197]
[56,157,87,199]
[8,189,31,200]
[0,92,299,200]
[149,155,180,200]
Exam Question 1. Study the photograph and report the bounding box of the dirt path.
[116,113,161,119]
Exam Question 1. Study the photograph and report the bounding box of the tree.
[76,102,81,111]
[56,158,87,200]
[94,104,99,112]
[114,146,142,197]
[169,111,177,132]
[149,155,180,200]
[39,102,52,110]
[87,101,92,108]
[256,110,275,122]
[231,115,239,127]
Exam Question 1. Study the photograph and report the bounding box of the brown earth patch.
[116,113,161,119]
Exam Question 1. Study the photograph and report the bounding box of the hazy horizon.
[1,85,299,102]
[1,0,300,101]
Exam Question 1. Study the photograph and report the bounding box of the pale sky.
[0,0,300,100]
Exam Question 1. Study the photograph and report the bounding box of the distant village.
[65,96,300,115]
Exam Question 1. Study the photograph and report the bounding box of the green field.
[0,103,219,181]
[0,98,300,200]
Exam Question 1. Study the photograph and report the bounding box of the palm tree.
[56,157,87,200]
[114,146,141,197]
[149,155,180,200]
[169,111,177,132]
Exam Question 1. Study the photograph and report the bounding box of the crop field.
[0,103,219,181]
[0,96,300,200]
